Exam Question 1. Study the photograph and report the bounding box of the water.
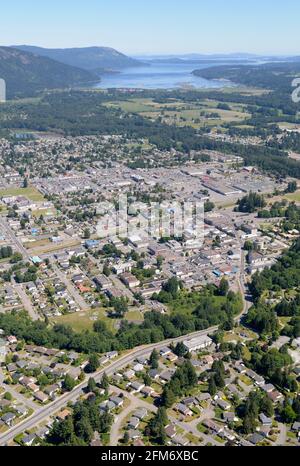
[94,62,234,90]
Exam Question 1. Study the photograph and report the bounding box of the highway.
[0,326,220,446]
[0,224,251,445]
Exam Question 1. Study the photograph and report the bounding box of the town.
[0,127,300,447]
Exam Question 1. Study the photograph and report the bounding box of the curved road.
[0,252,250,446]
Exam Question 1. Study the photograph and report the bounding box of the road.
[52,263,90,311]
[0,227,250,445]
[0,263,250,446]
[13,281,39,321]
[0,326,222,446]
[0,372,37,411]
[0,217,30,260]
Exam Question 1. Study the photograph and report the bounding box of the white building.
[183,335,213,353]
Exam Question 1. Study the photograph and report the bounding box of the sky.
[0,0,299,56]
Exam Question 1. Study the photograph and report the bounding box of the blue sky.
[0,0,299,55]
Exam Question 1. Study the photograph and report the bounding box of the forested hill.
[193,61,300,92]
[15,45,143,72]
[0,46,98,98]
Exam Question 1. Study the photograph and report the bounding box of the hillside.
[15,45,143,72]
[193,61,300,92]
[0,46,98,99]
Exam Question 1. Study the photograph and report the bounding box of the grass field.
[104,96,250,130]
[285,191,300,202]
[51,308,119,333]
[0,186,44,202]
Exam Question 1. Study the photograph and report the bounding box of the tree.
[208,376,217,396]
[162,386,176,408]
[123,431,129,444]
[100,372,109,392]
[83,228,91,239]
[86,353,99,373]
[3,392,12,401]
[286,181,297,193]
[87,377,97,393]
[218,278,229,297]
[174,342,187,357]
[281,403,297,423]
[243,414,256,434]
[149,349,159,369]
[62,374,76,392]
[260,395,274,417]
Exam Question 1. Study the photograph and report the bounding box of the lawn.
[0,186,44,202]
[51,308,119,334]
[285,190,300,202]
[126,309,144,322]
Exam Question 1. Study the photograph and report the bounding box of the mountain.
[14,45,143,72]
[0,46,98,99]
[193,61,300,92]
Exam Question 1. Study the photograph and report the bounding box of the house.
[291,422,300,432]
[133,363,144,373]
[183,335,213,353]
[28,383,40,393]
[182,396,197,407]
[120,272,140,289]
[68,367,81,380]
[172,435,189,446]
[2,412,16,426]
[165,424,176,439]
[36,426,50,439]
[128,429,141,440]
[267,390,284,403]
[148,369,160,380]
[56,409,71,421]
[261,383,275,393]
[196,393,211,403]
[99,401,115,412]
[22,433,36,446]
[93,275,112,291]
[166,352,178,362]
[246,369,265,386]
[223,412,238,423]
[33,391,48,403]
[106,351,118,360]
[175,403,193,417]
[128,417,140,429]
[7,363,17,373]
[130,381,145,393]
[259,413,272,426]
[140,386,155,397]
[124,369,135,380]
[220,429,236,442]
[110,396,124,408]
[248,432,265,445]
[159,370,174,383]
[160,346,172,357]
[133,408,148,420]
[15,405,28,417]
[217,399,231,411]
[202,419,224,434]
[234,362,247,374]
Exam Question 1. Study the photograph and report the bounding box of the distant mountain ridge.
[14,45,144,72]
[0,46,98,98]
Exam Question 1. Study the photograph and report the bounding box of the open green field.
[0,186,45,202]
[284,190,300,202]
[104,96,250,130]
[51,308,119,334]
